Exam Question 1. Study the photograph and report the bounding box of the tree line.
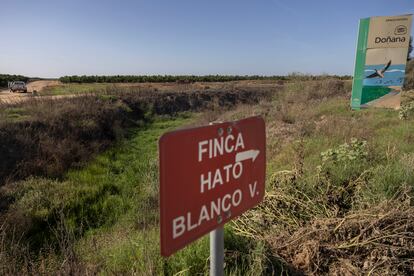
[59,74,351,84]
[0,74,30,88]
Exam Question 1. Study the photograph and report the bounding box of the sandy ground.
[28,80,60,92]
[0,80,61,104]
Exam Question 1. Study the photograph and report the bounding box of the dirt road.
[0,80,60,104]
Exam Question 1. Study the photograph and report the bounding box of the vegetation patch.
[228,80,414,275]
[41,83,109,96]
[0,74,30,88]
[2,78,414,274]
[0,88,270,187]
[1,115,275,274]
[59,74,351,84]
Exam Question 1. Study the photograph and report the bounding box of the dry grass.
[0,208,90,275]
[2,78,414,274]
[40,79,284,96]
[0,87,272,187]
[270,191,414,275]
[225,78,414,275]
[0,85,275,274]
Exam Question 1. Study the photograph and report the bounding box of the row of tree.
[59,74,351,84]
[0,74,30,88]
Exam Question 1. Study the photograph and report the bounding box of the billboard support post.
[210,226,224,276]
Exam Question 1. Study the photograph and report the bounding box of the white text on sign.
[172,131,260,239]
[198,133,245,162]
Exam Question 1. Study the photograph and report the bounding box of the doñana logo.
[394,25,407,35]
[375,36,406,44]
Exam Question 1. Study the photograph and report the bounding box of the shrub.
[58,74,351,84]
[320,138,367,164]
[0,88,271,187]
[399,99,414,120]
[404,59,414,90]
[0,74,29,88]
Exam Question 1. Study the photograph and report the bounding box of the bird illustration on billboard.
[366,60,392,78]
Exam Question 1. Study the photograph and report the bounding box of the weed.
[0,88,270,187]
[3,78,414,274]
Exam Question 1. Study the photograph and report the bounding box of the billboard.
[351,14,412,109]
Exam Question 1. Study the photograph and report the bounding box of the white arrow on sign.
[235,150,260,163]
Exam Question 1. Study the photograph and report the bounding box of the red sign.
[159,116,266,256]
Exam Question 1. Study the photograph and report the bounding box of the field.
[40,80,282,96]
[1,74,414,275]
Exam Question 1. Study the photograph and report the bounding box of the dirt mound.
[268,195,414,275]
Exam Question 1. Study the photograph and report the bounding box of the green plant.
[399,100,414,120]
[3,77,414,275]
[320,138,368,164]
[58,74,351,84]
[0,74,30,88]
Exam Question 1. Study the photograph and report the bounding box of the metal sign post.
[210,226,224,276]
[209,121,224,276]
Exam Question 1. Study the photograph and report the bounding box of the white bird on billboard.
[365,60,392,78]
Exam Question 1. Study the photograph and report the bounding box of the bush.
[284,79,348,104]
[320,138,367,164]
[404,59,414,90]
[0,74,29,88]
[58,74,351,84]
[0,88,272,187]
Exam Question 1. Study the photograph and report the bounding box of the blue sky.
[0,0,412,78]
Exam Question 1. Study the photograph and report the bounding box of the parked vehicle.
[9,81,28,93]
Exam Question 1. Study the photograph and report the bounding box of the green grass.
[42,83,109,95]
[69,113,271,274]
[1,107,30,121]
[6,79,414,274]
[70,115,193,274]
[68,94,414,275]
[8,114,192,271]
[8,113,271,274]
[222,85,414,245]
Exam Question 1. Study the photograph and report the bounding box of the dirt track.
[0,80,60,104]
